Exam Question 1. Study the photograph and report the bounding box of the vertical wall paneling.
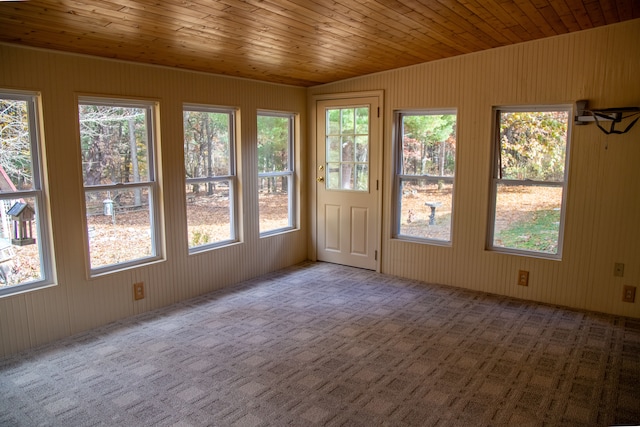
[308,19,640,319]
[0,45,308,357]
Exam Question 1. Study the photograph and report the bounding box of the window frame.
[183,104,239,253]
[78,96,162,276]
[392,109,457,245]
[0,90,55,296]
[257,110,296,236]
[487,104,572,259]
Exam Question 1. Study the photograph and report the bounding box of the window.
[78,98,161,275]
[393,110,457,243]
[257,112,295,235]
[325,106,370,191]
[183,105,237,251]
[489,106,571,258]
[0,91,54,295]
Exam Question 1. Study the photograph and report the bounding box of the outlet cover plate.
[622,285,636,303]
[133,282,145,300]
[518,270,529,287]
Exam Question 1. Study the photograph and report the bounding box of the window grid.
[0,91,54,296]
[183,105,238,252]
[257,111,295,235]
[393,110,457,244]
[488,106,571,258]
[78,97,162,275]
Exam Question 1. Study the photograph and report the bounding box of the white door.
[316,96,380,270]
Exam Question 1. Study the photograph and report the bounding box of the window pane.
[355,164,368,191]
[327,109,340,135]
[258,176,290,232]
[401,114,456,176]
[85,188,154,269]
[498,111,568,181]
[183,110,231,178]
[327,163,340,190]
[79,104,150,185]
[355,135,368,162]
[341,108,354,134]
[398,179,453,241]
[0,196,43,287]
[0,99,34,192]
[327,136,340,162]
[493,184,563,254]
[186,181,233,247]
[355,107,369,134]
[257,115,289,173]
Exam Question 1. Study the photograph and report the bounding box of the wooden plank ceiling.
[0,0,638,87]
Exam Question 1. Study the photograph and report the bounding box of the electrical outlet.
[133,282,145,300]
[518,270,529,287]
[614,262,625,277]
[622,285,636,303]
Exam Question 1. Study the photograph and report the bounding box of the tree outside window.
[78,98,161,274]
[0,92,53,294]
[489,107,571,257]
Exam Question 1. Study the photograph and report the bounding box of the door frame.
[308,90,384,272]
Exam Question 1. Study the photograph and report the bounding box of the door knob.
[317,176,325,182]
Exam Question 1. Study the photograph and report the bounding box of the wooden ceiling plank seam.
[512,0,558,37]
[613,0,633,20]
[597,0,622,24]
[71,0,415,69]
[457,0,526,43]
[102,0,215,20]
[0,17,353,84]
[0,3,114,29]
[582,0,607,27]
[445,0,522,44]
[490,0,544,38]
[536,4,570,34]
[547,0,583,32]
[361,0,507,53]
[200,6,431,66]
[566,0,595,29]
[429,0,506,47]
[401,0,498,51]
[239,0,439,61]
[260,0,443,58]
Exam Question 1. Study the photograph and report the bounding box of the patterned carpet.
[0,261,638,426]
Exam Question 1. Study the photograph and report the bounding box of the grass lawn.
[494,209,561,254]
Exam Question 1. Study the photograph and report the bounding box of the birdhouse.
[7,202,36,246]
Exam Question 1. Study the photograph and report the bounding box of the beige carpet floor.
[1,261,639,426]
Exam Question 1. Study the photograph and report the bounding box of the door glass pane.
[325,106,369,192]
[341,164,354,190]
[341,108,354,134]
[327,136,340,162]
[341,136,354,162]
[355,107,369,133]
[327,163,340,190]
[355,165,368,191]
[355,135,368,162]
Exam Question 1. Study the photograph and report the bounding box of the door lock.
[317,176,325,182]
